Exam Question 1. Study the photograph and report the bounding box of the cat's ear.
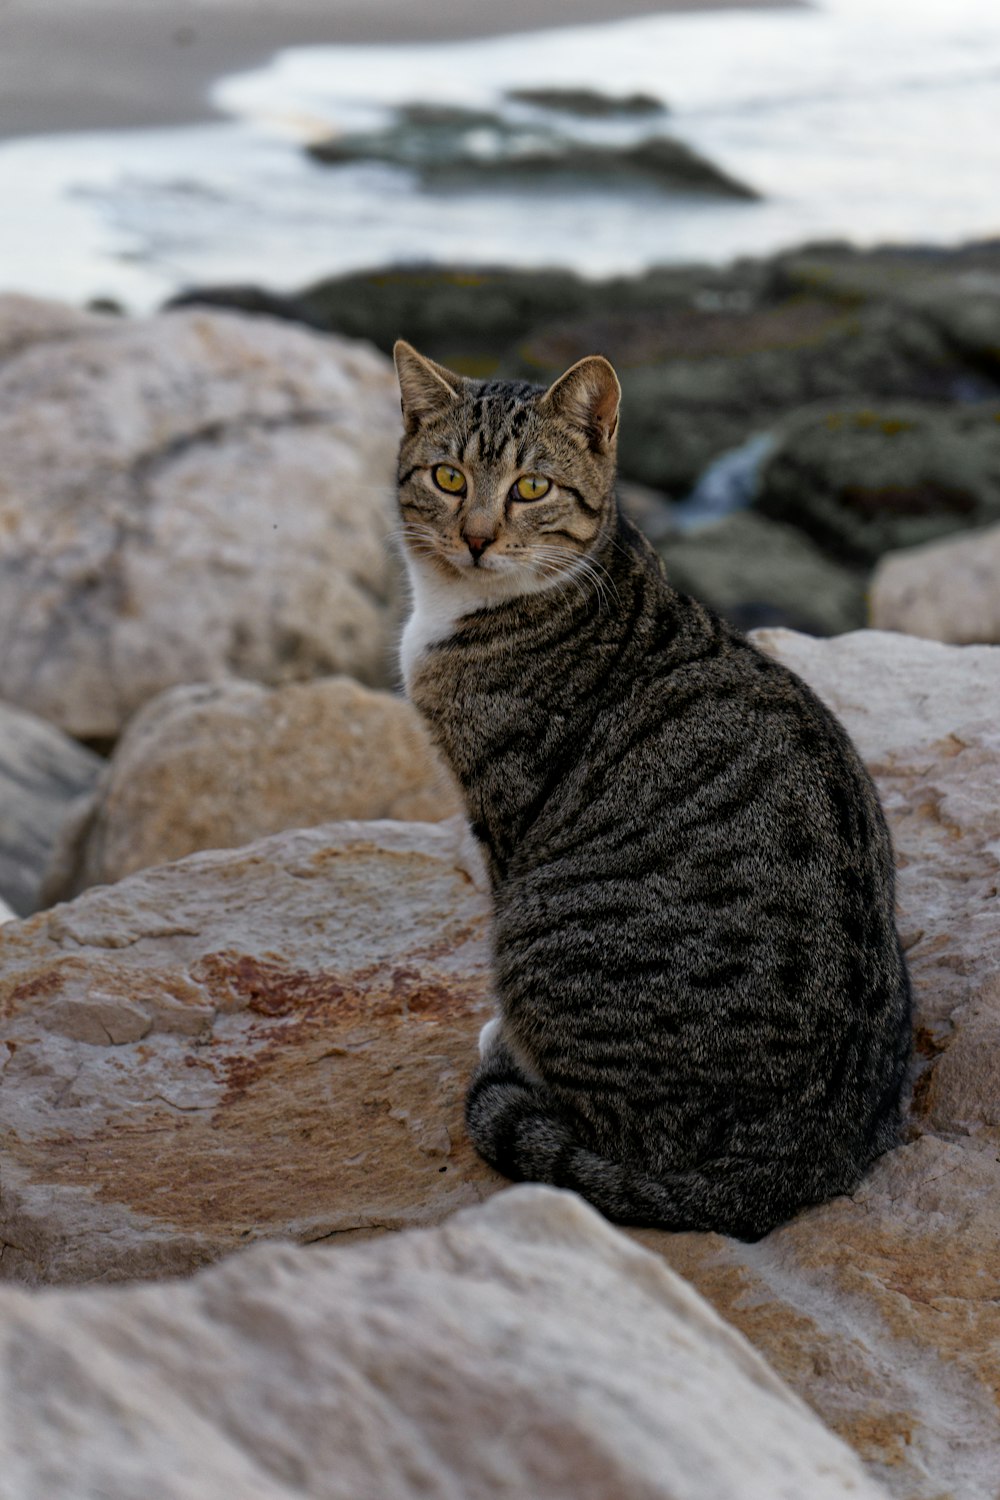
[393,340,462,433]
[541,356,621,453]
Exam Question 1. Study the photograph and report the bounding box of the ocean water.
[1,0,999,310]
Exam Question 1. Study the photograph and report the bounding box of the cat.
[393,339,912,1240]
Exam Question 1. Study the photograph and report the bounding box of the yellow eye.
[433,464,466,495]
[514,475,551,502]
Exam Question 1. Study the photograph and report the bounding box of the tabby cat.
[394,339,912,1240]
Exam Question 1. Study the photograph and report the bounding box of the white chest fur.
[399,557,481,695]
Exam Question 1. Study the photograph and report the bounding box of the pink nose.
[464,534,493,560]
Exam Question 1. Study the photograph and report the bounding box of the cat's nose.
[463,532,494,561]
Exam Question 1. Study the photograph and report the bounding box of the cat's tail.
[466,1048,815,1242]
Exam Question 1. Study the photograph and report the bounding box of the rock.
[0,899,17,926]
[506,86,667,117]
[0,1188,887,1500]
[642,629,1000,1500]
[307,108,753,198]
[251,257,994,497]
[616,479,678,543]
[0,292,106,361]
[755,400,1000,565]
[0,298,401,739]
[0,701,103,917]
[49,677,461,899]
[179,246,1000,498]
[522,302,977,495]
[870,522,1000,644]
[0,817,493,1284]
[659,512,868,636]
[773,239,1000,382]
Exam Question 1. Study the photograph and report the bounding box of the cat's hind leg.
[465,1040,795,1239]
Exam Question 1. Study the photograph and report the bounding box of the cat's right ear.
[393,341,462,434]
[540,355,621,454]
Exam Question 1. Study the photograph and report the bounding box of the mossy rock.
[755,401,1000,565]
[658,512,868,637]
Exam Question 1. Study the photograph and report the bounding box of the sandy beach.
[0,0,803,139]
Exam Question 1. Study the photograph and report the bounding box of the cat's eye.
[513,475,552,502]
[432,464,467,495]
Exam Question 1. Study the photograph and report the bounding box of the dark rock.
[166,284,326,328]
[756,401,1000,565]
[616,480,678,543]
[658,512,868,637]
[307,112,755,198]
[298,265,606,374]
[505,86,666,117]
[173,247,1000,501]
[517,298,982,494]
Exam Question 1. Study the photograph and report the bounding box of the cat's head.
[393,340,620,598]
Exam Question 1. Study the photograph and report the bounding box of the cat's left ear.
[540,356,621,453]
[394,340,462,434]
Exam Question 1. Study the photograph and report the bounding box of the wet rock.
[0,702,102,917]
[0,818,493,1284]
[646,629,1000,1500]
[870,522,1000,644]
[659,512,867,636]
[755,401,1000,565]
[0,297,401,739]
[0,1187,887,1500]
[49,677,461,900]
[506,86,666,117]
[307,110,754,198]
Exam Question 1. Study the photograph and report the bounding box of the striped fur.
[394,341,912,1240]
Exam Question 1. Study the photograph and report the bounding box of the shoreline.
[0,0,805,141]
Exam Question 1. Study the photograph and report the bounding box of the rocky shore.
[173,237,1000,641]
[1,264,999,1498]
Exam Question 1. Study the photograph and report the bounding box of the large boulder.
[0,298,401,740]
[0,701,102,916]
[754,401,1000,565]
[0,817,493,1284]
[870,522,1000,644]
[0,1187,886,1500]
[47,677,460,899]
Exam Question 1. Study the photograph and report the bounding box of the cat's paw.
[478,1016,502,1059]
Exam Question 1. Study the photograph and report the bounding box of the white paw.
[478,1016,502,1059]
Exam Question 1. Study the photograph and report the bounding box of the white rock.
[0,297,402,738]
[46,676,460,898]
[0,1186,888,1500]
[871,522,1000,644]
